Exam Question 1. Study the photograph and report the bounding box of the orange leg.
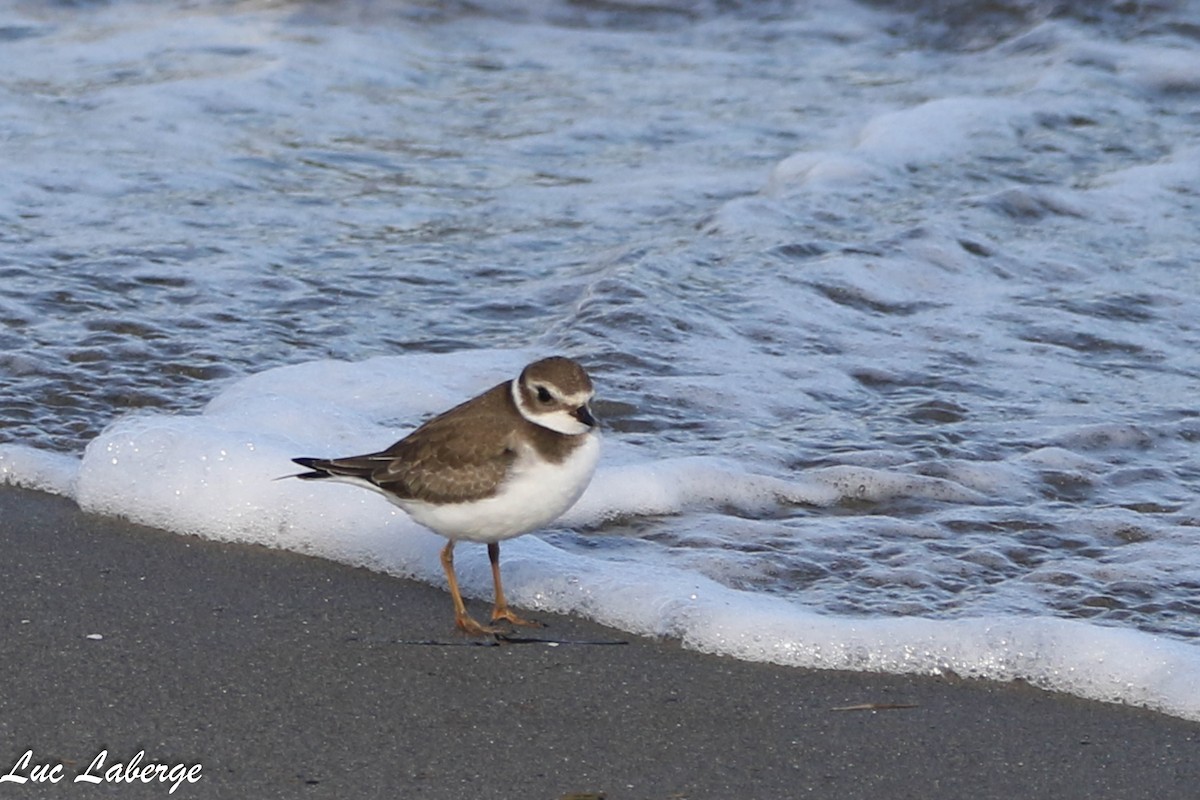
[440,540,497,636]
[488,542,542,627]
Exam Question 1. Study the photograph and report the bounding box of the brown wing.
[298,382,519,504]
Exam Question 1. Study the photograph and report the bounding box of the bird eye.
[536,386,553,403]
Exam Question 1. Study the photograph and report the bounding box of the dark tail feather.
[290,456,333,481]
[289,455,381,482]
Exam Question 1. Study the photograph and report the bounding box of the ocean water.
[2,0,1200,720]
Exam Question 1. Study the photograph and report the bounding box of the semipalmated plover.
[292,356,600,635]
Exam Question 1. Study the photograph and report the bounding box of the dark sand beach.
[2,484,1197,799]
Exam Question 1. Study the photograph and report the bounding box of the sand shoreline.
[2,484,1197,799]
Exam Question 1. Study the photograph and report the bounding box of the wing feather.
[294,382,519,504]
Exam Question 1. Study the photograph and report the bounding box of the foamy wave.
[5,352,1196,721]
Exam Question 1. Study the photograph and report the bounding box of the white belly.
[394,433,600,543]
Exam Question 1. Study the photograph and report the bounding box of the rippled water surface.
[3,0,1200,694]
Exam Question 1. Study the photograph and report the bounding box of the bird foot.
[491,606,544,628]
[454,614,504,636]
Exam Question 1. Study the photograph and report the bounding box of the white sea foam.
[6,353,1196,722]
[0,445,78,497]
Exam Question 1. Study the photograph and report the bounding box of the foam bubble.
[855,97,1028,168]
[807,464,987,504]
[0,444,79,497]
[565,458,840,525]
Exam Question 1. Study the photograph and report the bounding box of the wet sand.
[2,485,1197,799]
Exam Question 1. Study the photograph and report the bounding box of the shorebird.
[292,356,600,635]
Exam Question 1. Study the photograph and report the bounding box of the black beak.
[575,405,597,428]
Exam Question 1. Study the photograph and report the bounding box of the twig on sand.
[830,702,919,712]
